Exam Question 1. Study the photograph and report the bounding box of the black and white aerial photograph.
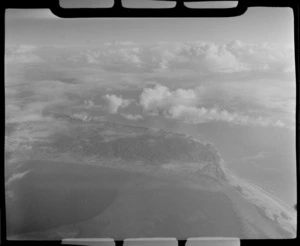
[4,0,297,241]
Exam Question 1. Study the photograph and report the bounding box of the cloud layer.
[5,45,43,64]
[139,84,287,128]
[7,41,294,77]
[121,113,144,121]
[5,41,295,131]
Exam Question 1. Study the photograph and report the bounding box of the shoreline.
[224,168,296,217]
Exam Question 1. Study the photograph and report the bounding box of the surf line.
[224,168,295,216]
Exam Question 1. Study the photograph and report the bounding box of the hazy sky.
[5,7,294,46]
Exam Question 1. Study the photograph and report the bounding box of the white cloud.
[6,44,37,54]
[165,104,286,127]
[121,113,144,121]
[83,100,95,108]
[153,40,294,75]
[155,41,249,73]
[103,41,137,46]
[14,45,37,53]
[33,40,294,77]
[139,84,287,128]
[72,112,92,122]
[5,53,43,64]
[104,94,132,114]
[73,46,142,68]
[5,45,43,64]
[140,84,199,115]
[226,41,295,73]
[117,48,141,65]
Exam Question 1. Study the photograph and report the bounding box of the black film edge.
[49,0,248,18]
